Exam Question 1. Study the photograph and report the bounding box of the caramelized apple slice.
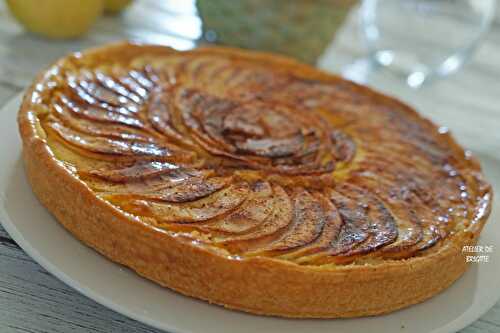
[250,189,326,254]
[129,69,156,90]
[331,184,397,257]
[75,72,140,113]
[105,177,231,203]
[350,156,450,254]
[148,90,194,146]
[94,71,144,105]
[293,185,397,264]
[176,88,337,174]
[46,121,172,158]
[116,73,149,100]
[127,182,249,223]
[347,174,424,255]
[55,93,145,129]
[180,56,288,99]
[89,169,213,194]
[201,181,273,234]
[177,88,236,153]
[52,100,152,143]
[216,184,293,252]
[66,74,140,117]
[330,129,356,163]
[278,192,342,260]
[145,177,229,203]
[85,161,180,182]
[236,136,304,158]
[326,188,370,255]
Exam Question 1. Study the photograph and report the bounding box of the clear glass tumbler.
[361,0,496,88]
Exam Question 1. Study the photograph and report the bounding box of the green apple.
[6,0,103,39]
[104,0,133,14]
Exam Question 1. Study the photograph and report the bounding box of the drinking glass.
[360,0,496,88]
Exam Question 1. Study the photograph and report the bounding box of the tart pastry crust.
[18,42,492,318]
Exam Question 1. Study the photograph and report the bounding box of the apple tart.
[18,42,492,318]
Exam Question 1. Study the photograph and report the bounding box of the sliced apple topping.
[250,189,326,254]
[148,89,195,146]
[94,71,144,105]
[278,193,343,260]
[46,121,172,158]
[52,99,152,142]
[55,93,145,128]
[126,182,249,223]
[113,176,231,203]
[68,74,139,114]
[333,184,398,257]
[89,169,213,194]
[85,161,180,182]
[201,181,274,234]
[176,88,338,174]
[215,184,293,252]
[129,69,156,90]
[37,52,484,265]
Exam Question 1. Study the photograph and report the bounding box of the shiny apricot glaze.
[31,45,491,265]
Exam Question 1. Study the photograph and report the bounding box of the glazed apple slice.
[200,181,273,234]
[148,90,195,146]
[129,69,156,90]
[277,192,343,260]
[46,121,172,158]
[235,136,305,159]
[74,71,140,113]
[350,156,448,254]
[84,161,180,182]
[297,184,398,264]
[330,183,397,257]
[115,70,149,100]
[88,169,213,194]
[176,88,336,174]
[215,184,293,252]
[126,182,249,223]
[177,88,237,153]
[248,189,327,254]
[55,93,145,129]
[104,176,231,203]
[52,99,153,143]
[323,188,370,255]
[347,174,425,255]
[330,129,356,163]
[94,71,144,105]
[180,56,284,96]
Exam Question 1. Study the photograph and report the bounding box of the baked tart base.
[18,42,492,318]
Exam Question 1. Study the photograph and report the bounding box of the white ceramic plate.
[1,93,499,333]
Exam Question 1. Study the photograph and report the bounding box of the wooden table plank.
[0,237,155,333]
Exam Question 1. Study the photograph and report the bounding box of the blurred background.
[0,1,498,80]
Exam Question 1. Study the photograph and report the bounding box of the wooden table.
[1,1,499,332]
